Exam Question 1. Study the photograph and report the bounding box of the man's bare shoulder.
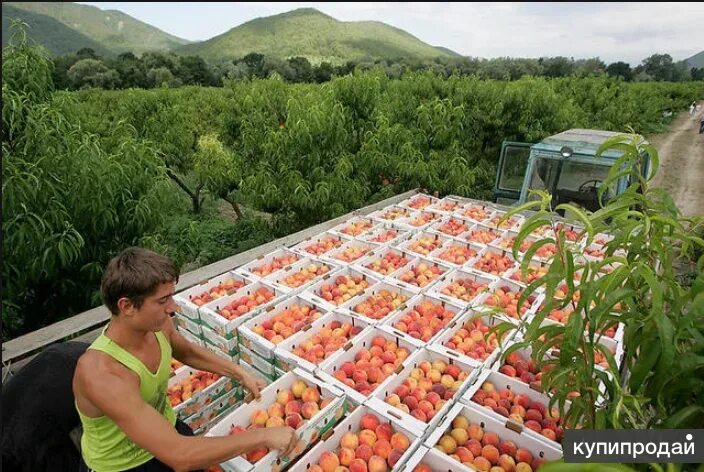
[75,349,137,387]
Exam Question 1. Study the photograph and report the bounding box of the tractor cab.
[494,129,650,211]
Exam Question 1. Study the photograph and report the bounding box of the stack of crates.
[167,192,626,471]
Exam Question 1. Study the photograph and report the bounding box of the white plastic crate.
[394,230,452,258]
[380,293,465,347]
[238,295,331,362]
[458,222,506,246]
[397,193,440,212]
[174,313,201,338]
[199,281,286,339]
[168,367,239,420]
[206,368,346,472]
[201,324,239,358]
[399,209,444,230]
[275,311,373,373]
[428,196,464,215]
[427,238,484,268]
[427,307,518,370]
[503,259,551,287]
[353,246,415,281]
[472,278,544,325]
[428,267,498,308]
[423,402,563,469]
[483,209,525,232]
[290,231,352,258]
[239,344,277,378]
[387,256,453,294]
[455,201,497,224]
[174,271,252,321]
[368,205,415,228]
[263,257,339,293]
[427,215,473,240]
[321,239,379,267]
[358,222,412,247]
[469,245,519,278]
[234,248,302,281]
[328,216,379,240]
[461,369,571,450]
[317,327,419,406]
[367,347,481,436]
[187,388,242,435]
[300,266,382,312]
[178,325,205,347]
[339,280,417,326]
[287,404,424,472]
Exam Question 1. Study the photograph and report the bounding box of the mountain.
[2,4,112,57]
[434,46,463,57]
[2,2,189,56]
[176,8,452,63]
[685,51,704,69]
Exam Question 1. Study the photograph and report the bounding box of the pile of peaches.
[290,320,365,364]
[251,303,323,345]
[250,253,299,277]
[216,287,276,321]
[190,278,247,306]
[168,371,220,406]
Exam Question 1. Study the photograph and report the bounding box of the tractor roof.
[533,128,648,160]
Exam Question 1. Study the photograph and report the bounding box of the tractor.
[493,129,651,211]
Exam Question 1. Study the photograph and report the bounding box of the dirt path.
[649,102,704,217]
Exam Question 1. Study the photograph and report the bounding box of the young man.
[73,247,297,472]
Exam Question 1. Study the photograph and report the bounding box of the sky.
[78,2,704,65]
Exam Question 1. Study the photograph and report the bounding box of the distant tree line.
[51,48,704,90]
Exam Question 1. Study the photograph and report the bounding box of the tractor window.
[554,161,614,212]
[499,145,531,192]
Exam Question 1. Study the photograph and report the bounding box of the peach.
[498,454,516,471]
[466,439,483,457]
[524,420,542,433]
[373,439,392,459]
[498,440,517,457]
[456,446,474,463]
[481,445,500,465]
[250,409,268,426]
[341,432,359,450]
[515,463,533,472]
[349,459,368,472]
[438,435,457,454]
[482,431,499,447]
[468,424,484,441]
[375,423,393,442]
[388,448,404,468]
[452,415,470,430]
[302,387,321,403]
[359,429,377,446]
[360,414,380,431]
[339,447,356,466]
[285,400,302,416]
[541,428,557,442]
[309,466,324,472]
[268,403,285,418]
[368,455,388,472]
[285,413,302,429]
[301,401,320,419]
[385,394,401,406]
[266,416,285,427]
[319,451,340,472]
[411,409,427,422]
[277,390,295,405]
[473,456,492,471]
[390,432,410,451]
[292,379,308,398]
[246,446,268,463]
[515,448,533,465]
[451,428,469,446]
[413,466,431,472]
[355,444,373,462]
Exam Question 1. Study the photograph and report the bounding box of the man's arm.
[77,358,295,472]
[162,317,266,398]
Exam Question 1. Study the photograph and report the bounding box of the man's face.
[130,281,178,331]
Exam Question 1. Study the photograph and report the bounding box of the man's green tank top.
[76,326,177,472]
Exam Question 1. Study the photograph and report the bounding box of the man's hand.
[239,369,267,400]
[266,427,298,458]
